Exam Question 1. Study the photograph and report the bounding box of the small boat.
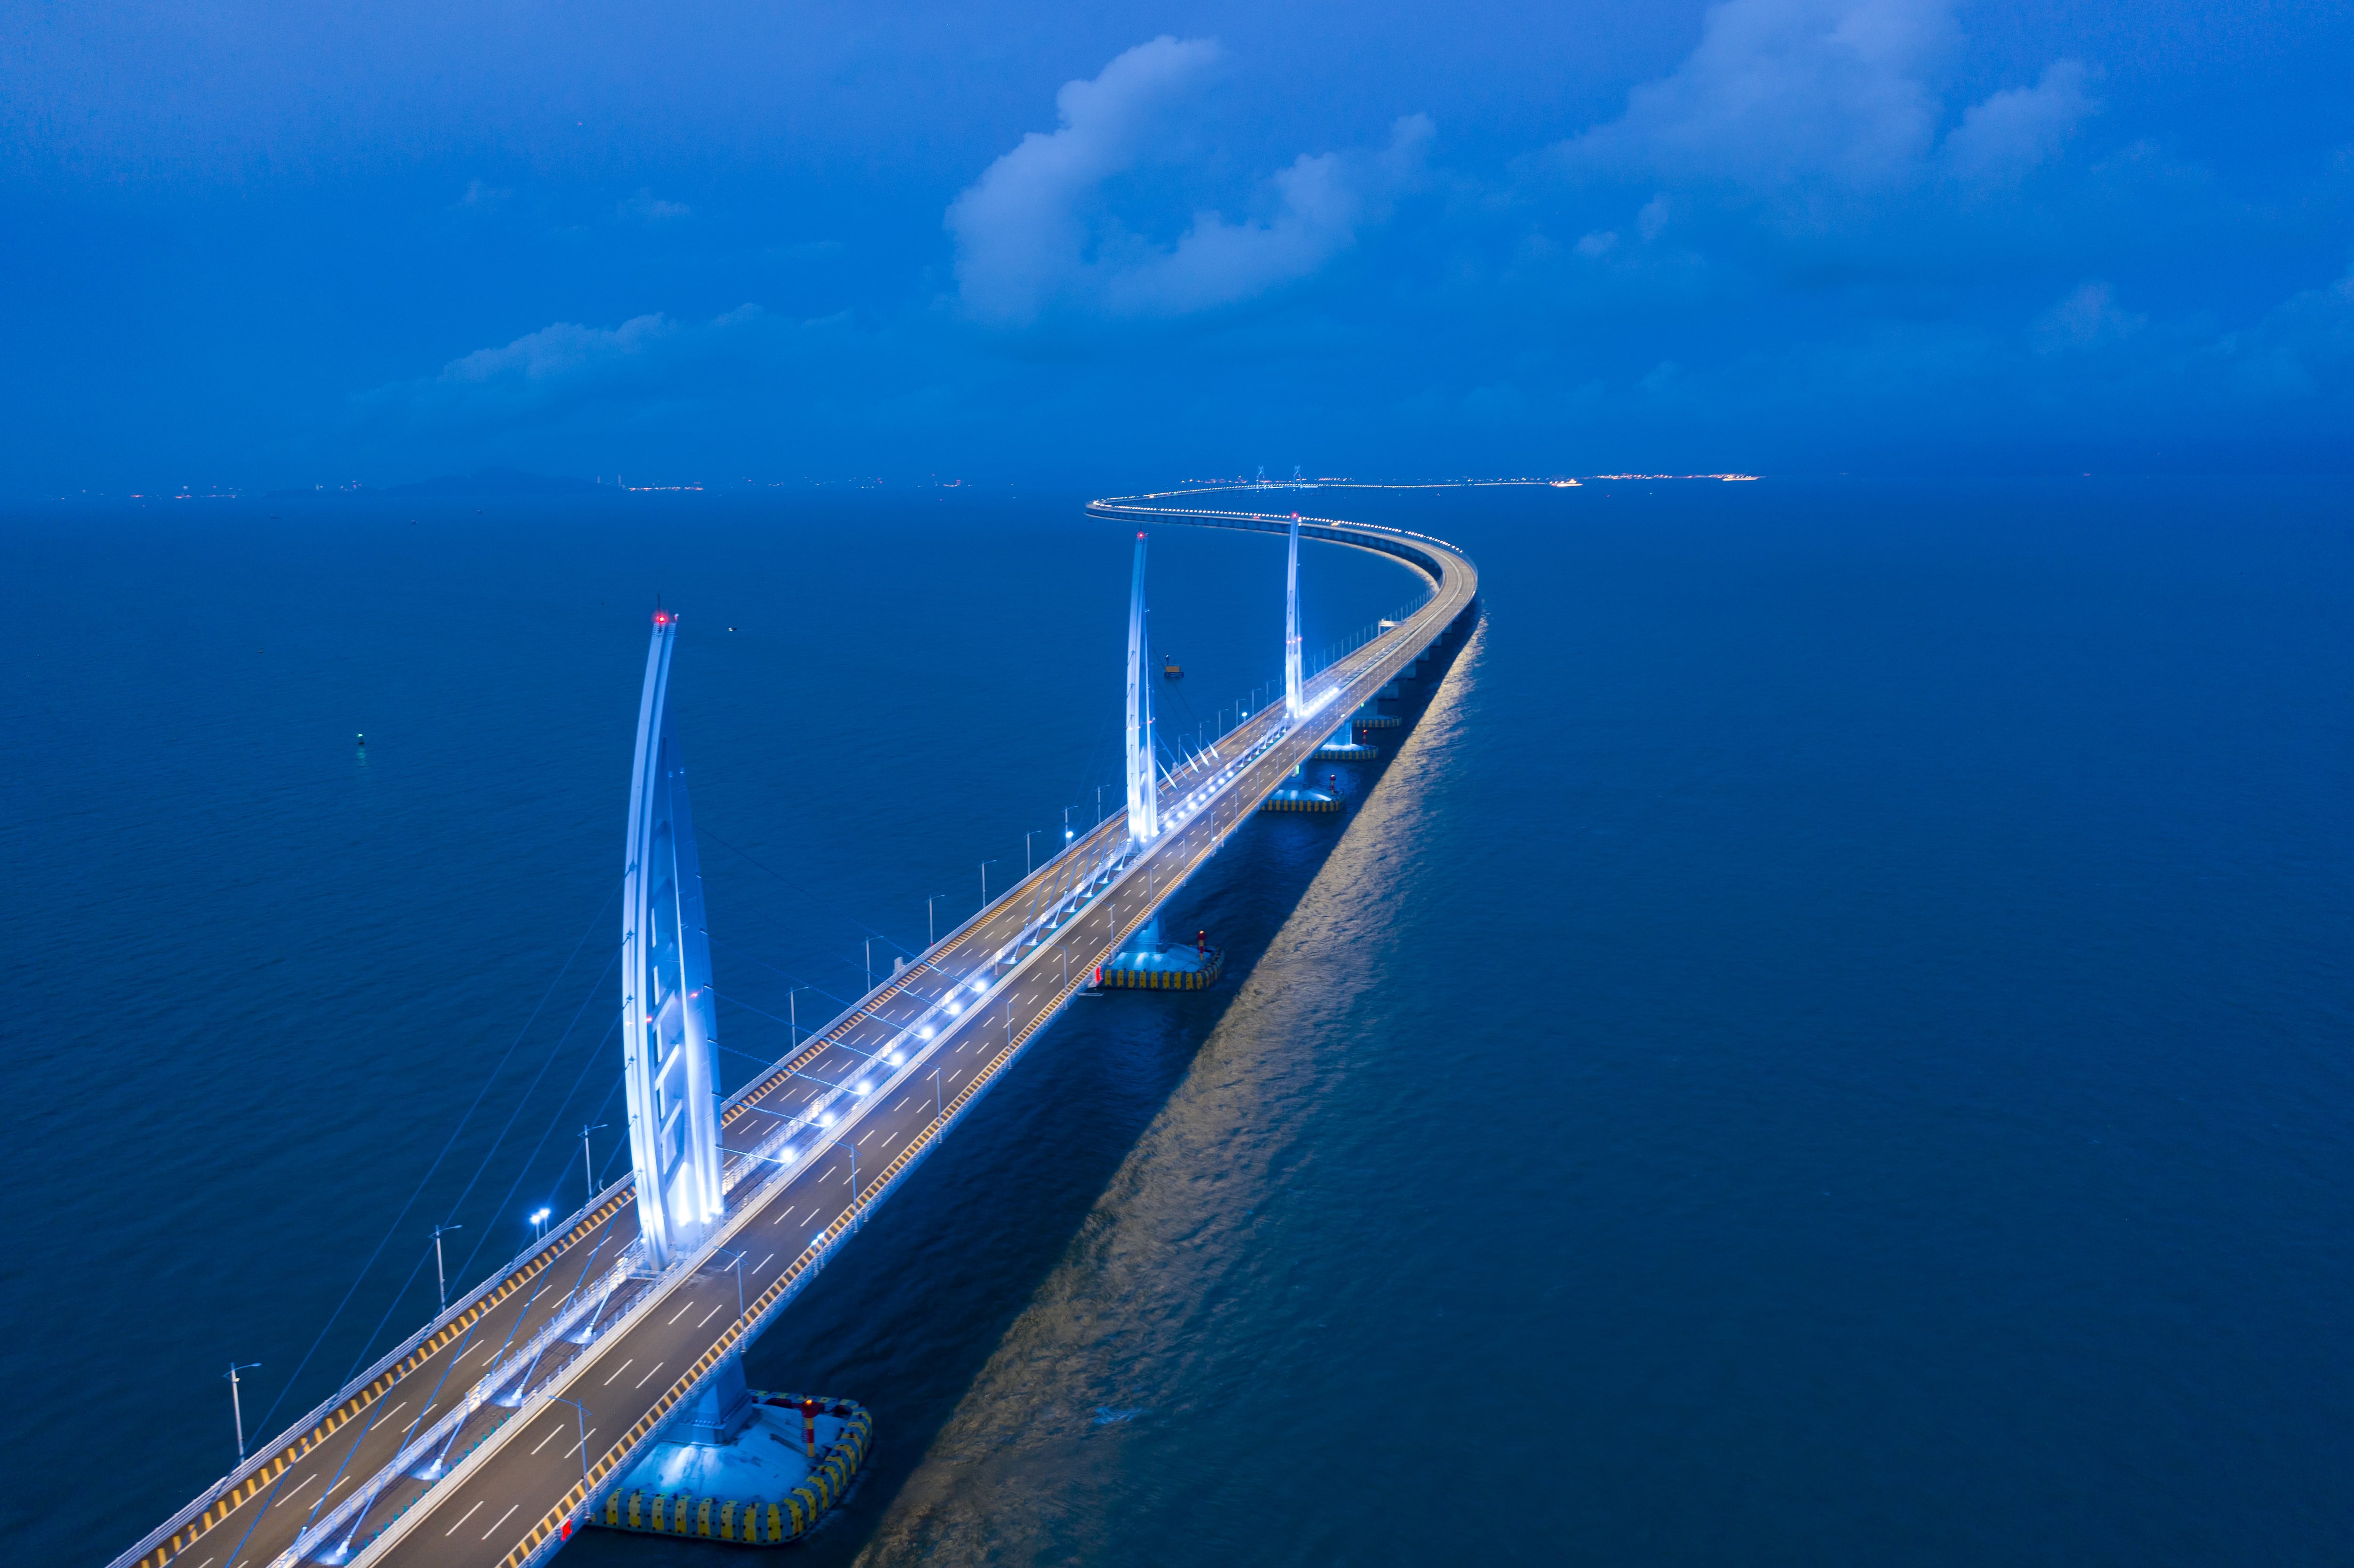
[1162,657,1184,680]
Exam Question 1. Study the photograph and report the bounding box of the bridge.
[112,490,1478,1568]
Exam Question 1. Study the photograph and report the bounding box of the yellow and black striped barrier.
[1259,791,1343,813]
[1096,947,1225,989]
[596,1393,873,1546]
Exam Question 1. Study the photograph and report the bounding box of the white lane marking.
[949,1070,965,1083]
[531,1424,565,1455]
[567,1427,597,1459]
[697,1302,725,1327]
[884,1130,903,1149]
[635,1361,667,1388]
[445,1499,484,1535]
[381,1400,407,1422]
[283,1471,318,1495]
[857,1128,876,1145]
[667,1301,694,1324]
[324,1474,350,1496]
[484,1504,520,1539]
[895,1096,913,1111]
[603,1359,635,1385]
[754,1254,774,1272]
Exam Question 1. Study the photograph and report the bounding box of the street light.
[226,1361,261,1463]
[980,859,999,906]
[542,1395,594,1491]
[531,1206,553,1241]
[709,1247,747,1324]
[1064,806,1073,844]
[433,1223,463,1311]
[1025,830,1040,876]
[927,894,948,948]
[580,1124,607,1209]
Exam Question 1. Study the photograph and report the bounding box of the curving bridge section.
[111,491,1477,1568]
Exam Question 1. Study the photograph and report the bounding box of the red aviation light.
[653,610,671,626]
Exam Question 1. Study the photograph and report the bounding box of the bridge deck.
[115,495,1476,1568]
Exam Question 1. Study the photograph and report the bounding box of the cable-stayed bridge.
[112,492,1478,1568]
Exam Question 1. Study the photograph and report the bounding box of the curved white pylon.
[1284,511,1305,720]
[621,609,723,1269]
[1124,532,1159,848]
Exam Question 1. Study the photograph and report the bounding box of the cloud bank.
[947,37,1432,324]
[274,2,2354,482]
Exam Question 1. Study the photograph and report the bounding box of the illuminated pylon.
[1124,532,1160,848]
[620,609,724,1269]
[1283,511,1306,721]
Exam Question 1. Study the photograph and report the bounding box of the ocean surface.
[5,477,2351,1567]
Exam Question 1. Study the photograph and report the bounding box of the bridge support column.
[680,1353,754,1444]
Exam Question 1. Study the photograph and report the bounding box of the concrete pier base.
[595,1375,874,1547]
[1096,917,1225,989]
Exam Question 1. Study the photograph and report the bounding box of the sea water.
[4,478,2349,1567]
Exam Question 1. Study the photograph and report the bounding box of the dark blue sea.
[6,478,2350,1567]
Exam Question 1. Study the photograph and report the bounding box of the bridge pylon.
[1284,511,1306,721]
[1124,532,1160,848]
[621,608,724,1270]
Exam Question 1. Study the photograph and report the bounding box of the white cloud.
[368,307,790,428]
[947,37,1429,323]
[2209,266,2354,401]
[1944,61,2097,183]
[1554,0,1955,192]
[2032,281,2144,352]
[620,188,692,222]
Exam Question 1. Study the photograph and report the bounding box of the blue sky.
[5,0,2349,490]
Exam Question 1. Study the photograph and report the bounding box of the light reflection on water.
[850,634,1483,1566]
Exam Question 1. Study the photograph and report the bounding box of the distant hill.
[383,467,605,497]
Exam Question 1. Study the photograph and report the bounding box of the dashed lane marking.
[445,1500,484,1536]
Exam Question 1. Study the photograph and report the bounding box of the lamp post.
[580,1124,607,1208]
[927,894,948,948]
[543,1395,593,1490]
[226,1361,261,1463]
[864,938,873,993]
[710,1247,747,1324]
[531,1207,553,1242]
[930,1066,943,1121]
[433,1223,462,1312]
[1063,806,1073,845]
[980,859,999,906]
[846,1144,860,1231]
[1025,830,1040,876]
